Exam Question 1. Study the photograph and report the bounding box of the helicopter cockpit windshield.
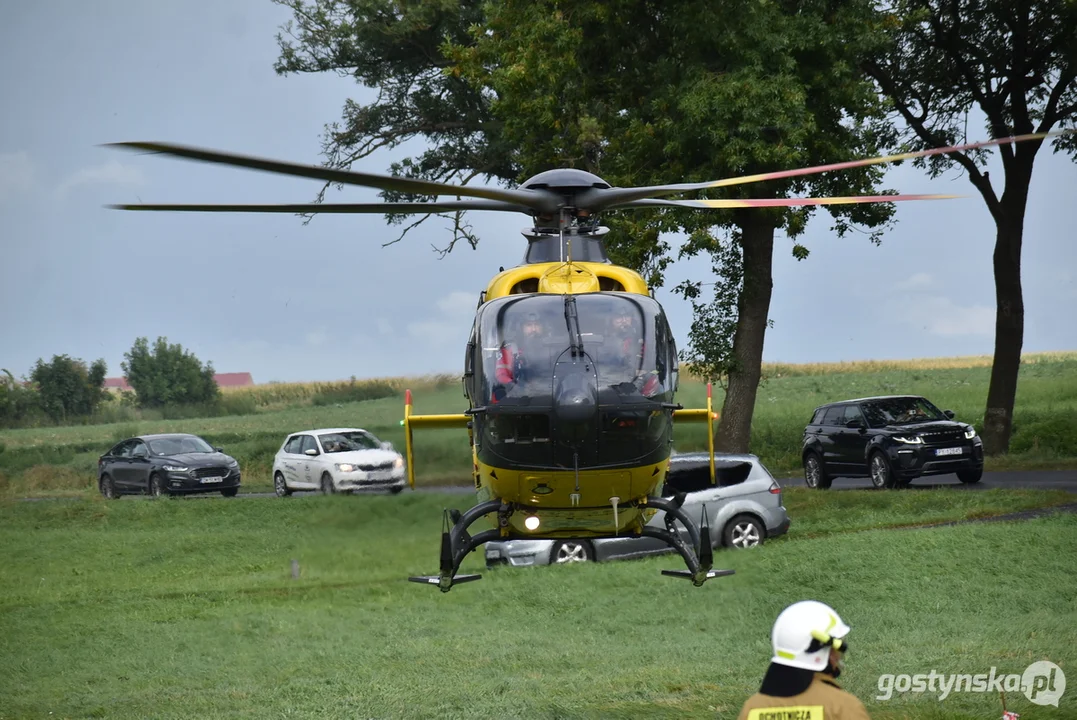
[472,293,677,470]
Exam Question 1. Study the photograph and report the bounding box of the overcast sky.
[2,1,1075,384]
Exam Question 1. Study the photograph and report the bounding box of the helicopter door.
[550,349,600,467]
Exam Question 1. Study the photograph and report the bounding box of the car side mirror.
[845,419,864,429]
[214,446,224,452]
[381,441,394,451]
[304,448,318,456]
[944,410,955,419]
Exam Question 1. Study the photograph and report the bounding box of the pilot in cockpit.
[492,311,551,400]
[604,306,660,397]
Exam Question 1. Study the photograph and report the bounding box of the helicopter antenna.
[558,208,566,263]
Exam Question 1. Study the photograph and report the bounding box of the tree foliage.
[0,369,40,428]
[27,355,108,423]
[274,0,903,450]
[864,0,1077,453]
[121,337,219,408]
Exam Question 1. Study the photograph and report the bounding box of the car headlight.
[893,435,923,445]
[336,463,357,473]
[965,427,976,439]
[163,465,189,472]
[227,459,239,467]
[394,457,404,469]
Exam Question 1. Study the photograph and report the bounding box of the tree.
[121,337,218,408]
[863,0,1077,454]
[275,0,899,452]
[0,368,40,428]
[28,355,108,422]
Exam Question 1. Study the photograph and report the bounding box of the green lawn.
[2,357,1075,497]
[1,490,1075,719]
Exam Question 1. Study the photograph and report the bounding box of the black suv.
[801,395,984,489]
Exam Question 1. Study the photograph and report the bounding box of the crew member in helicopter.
[604,306,661,397]
[491,312,550,402]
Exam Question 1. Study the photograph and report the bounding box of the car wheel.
[149,473,167,498]
[100,474,118,499]
[273,472,292,497]
[803,452,832,490]
[320,473,336,495]
[957,467,983,484]
[220,487,239,497]
[551,540,593,564]
[389,485,404,495]
[869,451,897,489]
[723,514,765,549]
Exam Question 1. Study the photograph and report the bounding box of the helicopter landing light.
[524,515,541,530]
[532,483,553,495]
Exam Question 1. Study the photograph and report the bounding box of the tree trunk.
[715,211,775,453]
[982,159,1033,455]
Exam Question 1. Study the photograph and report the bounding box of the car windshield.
[860,397,946,426]
[148,436,215,455]
[318,432,381,453]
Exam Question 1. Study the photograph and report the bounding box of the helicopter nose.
[554,379,597,424]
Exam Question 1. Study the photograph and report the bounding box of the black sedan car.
[98,433,242,498]
[801,395,984,489]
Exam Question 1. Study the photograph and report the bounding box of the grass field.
[1,489,1074,719]
[1,353,1075,498]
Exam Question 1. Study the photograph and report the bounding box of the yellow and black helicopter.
[105,131,1058,591]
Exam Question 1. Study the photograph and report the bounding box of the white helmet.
[770,600,851,671]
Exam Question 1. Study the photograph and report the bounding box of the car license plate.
[200,476,224,484]
[935,447,965,456]
[368,471,389,481]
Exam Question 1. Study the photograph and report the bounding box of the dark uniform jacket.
[736,667,871,720]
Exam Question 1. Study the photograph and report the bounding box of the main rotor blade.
[617,193,961,209]
[104,141,557,212]
[105,200,532,214]
[587,129,1072,209]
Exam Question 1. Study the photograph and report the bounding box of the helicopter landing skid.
[643,496,735,587]
[408,500,505,592]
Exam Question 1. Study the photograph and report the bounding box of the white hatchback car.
[271,427,407,496]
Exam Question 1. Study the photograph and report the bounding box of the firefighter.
[736,600,872,720]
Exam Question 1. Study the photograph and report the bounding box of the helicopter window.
[598,277,624,291]
[477,293,674,405]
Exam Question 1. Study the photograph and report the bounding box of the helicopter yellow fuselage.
[401,256,717,541]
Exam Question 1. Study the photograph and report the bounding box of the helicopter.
[105,130,1063,592]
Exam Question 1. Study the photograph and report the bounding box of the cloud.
[895,272,933,290]
[55,159,145,199]
[910,296,995,337]
[889,275,993,336]
[306,328,327,347]
[0,151,36,200]
[435,290,480,316]
[408,290,478,349]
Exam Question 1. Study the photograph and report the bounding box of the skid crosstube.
[407,495,735,592]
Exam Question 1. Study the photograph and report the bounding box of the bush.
[122,336,219,408]
[30,355,109,422]
[1010,412,1077,456]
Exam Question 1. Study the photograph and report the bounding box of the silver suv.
[485,452,791,568]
